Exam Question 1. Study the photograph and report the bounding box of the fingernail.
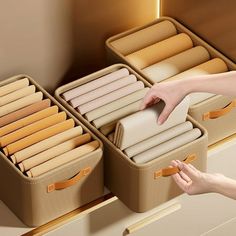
[157,119,162,125]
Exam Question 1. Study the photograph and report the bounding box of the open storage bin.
[0,75,104,227]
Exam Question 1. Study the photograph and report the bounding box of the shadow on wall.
[0,0,157,93]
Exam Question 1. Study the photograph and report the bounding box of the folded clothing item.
[100,121,117,136]
[126,33,193,69]
[0,99,51,128]
[124,121,193,157]
[132,128,201,164]
[26,140,99,177]
[85,88,150,121]
[110,20,177,55]
[69,75,137,108]
[62,68,129,101]
[0,78,29,97]
[142,46,210,83]
[18,133,91,172]
[77,81,145,114]
[114,96,189,150]
[10,126,83,164]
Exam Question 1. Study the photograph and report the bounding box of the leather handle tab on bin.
[47,167,91,193]
[154,154,197,179]
[202,99,236,121]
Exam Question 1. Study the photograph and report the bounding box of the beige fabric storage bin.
[55,64,208,212]
[0,75,104,227]
[105,17,236,145]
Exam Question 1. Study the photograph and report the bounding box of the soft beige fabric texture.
[0,106,58,137]
[0,112,66,147]
[114,96,189,150]
[19,133,91,172]
[100,121,117,136]
[124,121,193,157]
[0,92,43,117]
[142,46,210,82]
[62,68,129,101]
[126,33,193,69]
[26,140,99,177]
[70,75,137,108]
[92,99,142,129]
[85,87,149,121]
[10,126,83,164]
[132,128,201,164]
[0,78,29,97]
[110,20,177,55]
[77,81,145,114]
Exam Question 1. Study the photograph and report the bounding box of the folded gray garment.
[114,96,190,150]
[92,99,142,129]
[85,88,149,121]
[132,128,201,164]
[124,121,193,157]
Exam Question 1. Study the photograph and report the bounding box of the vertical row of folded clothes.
[0,77,100,177]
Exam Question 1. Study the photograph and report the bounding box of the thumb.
[157,104,174,125]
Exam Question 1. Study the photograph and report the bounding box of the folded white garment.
[124,121,193,157]
[132,128,201,164]
[114,96,189,150]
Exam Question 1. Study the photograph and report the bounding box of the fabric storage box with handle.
[54,64,208,212]
[105,16,236,145]
[0,74,104,227]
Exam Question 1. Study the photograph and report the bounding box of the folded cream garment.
[142,46,210,83]
[0,78,29,97]
[114,96,189,150]
[70,75,137,108]
[62,68,129,101]
[0,106,59,137]
[124,121,193,157]
[19,133,91,172]
[4,119,75,157]
[0,85,36,107]
[10,126,83,164]
[26,140,99,177]
[166,58,228,105]
[110,20,177,55]
[0,92,43,117]
[132,128,201,164]
[0,112,66,147]
[108,132,115,142]
[100,121,117,136]
[77,81,145,114]
[0,99,51,128]
[85,88,150,121]
[92,99,142,128]
[126,33,193,69]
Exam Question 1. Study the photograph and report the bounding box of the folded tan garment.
[26,140,99,177]
[110,20,177,55]
[0,112,66,147]
[0,85,36,106]
[62,68,129,101]
[124,121,193,157]
[100,121,117,136]
[10,126,83,164]
[4,119,75,157]
[70,75,137,108]
[0,106,59,137]
[114,96,189,150]
[132,128,201,164]
[77,81,145,114]
[19,133,91,172]
[0,92,43,117]
[166,58,228,105]
[142,46,210,83]
[0,99,51,128]
[0,78,29,97]
[126,33,193,69]
[85,88,150,121]
[108,132,115,142]
[92,100,142,128]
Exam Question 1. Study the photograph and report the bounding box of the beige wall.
[161,0,236,63]
[0,0,157,92]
